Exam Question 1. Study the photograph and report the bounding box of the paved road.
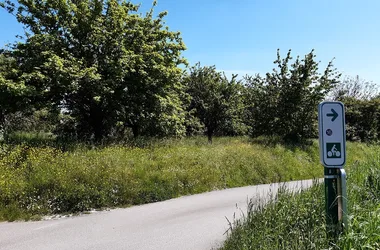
[0,180,317,250]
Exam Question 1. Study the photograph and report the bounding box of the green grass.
[220,144,380,250]
[0,137,375,222]
[3,131,57,145]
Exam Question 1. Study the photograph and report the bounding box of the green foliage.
[1,0,187,141]
[5,131,56,145]
[333,153,380,249]
[329,75,380,142]
[222,184,327,250]
[0,52,32,138]
[221,144,380,250]
[184,63,246,142]
[2,109,59,138]
[244,49,340,143]
[0,0,377,144]
[0,137,328,221]
[337,96,380,142]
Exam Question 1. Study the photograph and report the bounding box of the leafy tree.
[4,108,58,134]
[1,0,187,141]
[331,76,380,142]
[184,63,245,143]
[244,49,340,142]
[339,96,380,142]
[0,51,31,139]
[330,75,379,101]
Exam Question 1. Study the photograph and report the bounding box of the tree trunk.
[89,105,105,142]
[0,110,5,140]
[132,125,139,138]
[207,129,213,144]
[93,122,104,142]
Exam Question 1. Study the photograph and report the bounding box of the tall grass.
[0,137,375,222]
[221,144,380,249]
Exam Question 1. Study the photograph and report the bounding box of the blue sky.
[1,0,380,83]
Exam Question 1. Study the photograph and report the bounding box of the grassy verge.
[0,137,375,221]
[220,144,380,249]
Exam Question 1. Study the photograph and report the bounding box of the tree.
[341,96,380,142]
[0,51,32,139]
[330,75,379,101]
[330,76,380,142]
[1,0,187,141]
[184,63,244,143]
[244,49,340,142]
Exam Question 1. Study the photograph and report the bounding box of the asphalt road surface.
[0,179,317,250]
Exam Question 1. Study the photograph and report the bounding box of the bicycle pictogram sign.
[326,143,341,158]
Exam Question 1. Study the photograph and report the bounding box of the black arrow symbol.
[327,109,338,122]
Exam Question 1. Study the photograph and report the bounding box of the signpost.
[318,101,348,237]
[319,102,346,167]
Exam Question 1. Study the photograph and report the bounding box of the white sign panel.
[318,101,346,168]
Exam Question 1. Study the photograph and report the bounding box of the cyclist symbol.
[327,144,341,157]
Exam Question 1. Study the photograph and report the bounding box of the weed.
[220,144,380,249]
[0,137,377,221]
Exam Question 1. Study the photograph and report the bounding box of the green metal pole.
[324,167,339,238]
[338,169,348,230]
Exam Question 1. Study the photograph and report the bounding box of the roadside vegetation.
[221,145,380,250]
[0,136,319,221]
[0,137,374,221]
[0,0,379,239]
